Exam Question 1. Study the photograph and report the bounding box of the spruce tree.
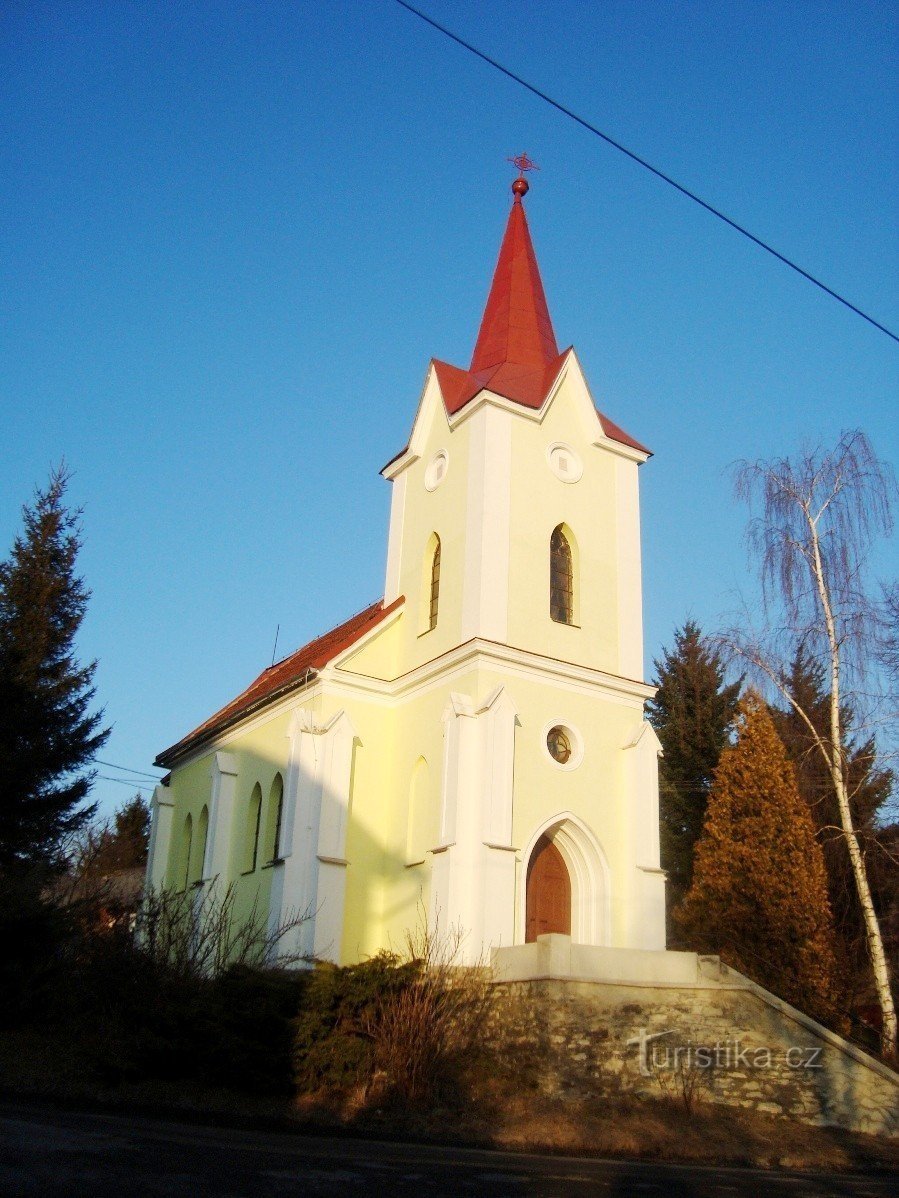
[677,693,843,1029]
[646,621,741,908]
[88,794,151,874]
[0,467,109,869]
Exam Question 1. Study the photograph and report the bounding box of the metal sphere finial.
[508,152,539,201]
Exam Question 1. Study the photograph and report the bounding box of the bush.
[293,952,418,1093]
[1,877,313,1095]
[60,884,312,1093]
[0,865,75,1023]
[293,926,494,1102]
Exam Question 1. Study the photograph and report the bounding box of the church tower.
[149,167,666,968]
[366,168,665,961]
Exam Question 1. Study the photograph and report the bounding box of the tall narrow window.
[192,805,209,884]
[244,783,262,873]
[265,774,285,863]
[428,536,441,631]
[406,757,429,866]
[180,813,193,891]
[550,525,574,625]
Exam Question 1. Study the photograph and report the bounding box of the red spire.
[469,178,559,374]
[426,169,650,454]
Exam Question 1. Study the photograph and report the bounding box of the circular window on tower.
[547,442,583,483]
[425,450,449,491]
[547,726,571,763]
[543,721,584,770]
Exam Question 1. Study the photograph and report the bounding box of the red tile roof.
[596,410,651,456]
[155,596,403,767]
[433,350,570,415]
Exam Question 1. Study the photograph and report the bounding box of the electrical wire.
[92,758,163,780]
[396,0,899,345]
[96,774,155,792]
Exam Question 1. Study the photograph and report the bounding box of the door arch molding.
[518,811,611,946]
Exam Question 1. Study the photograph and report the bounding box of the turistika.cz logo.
[625,1028,824,1077]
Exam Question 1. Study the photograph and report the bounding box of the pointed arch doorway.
[525,834,571,942]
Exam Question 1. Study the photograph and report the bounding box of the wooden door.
[525,834,571,942]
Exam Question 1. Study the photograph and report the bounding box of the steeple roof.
[470,182,559,376]
[430,178,650,455]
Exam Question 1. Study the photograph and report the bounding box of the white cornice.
[328,638,654,706]
[445,355,570,432]
[381,449,420,482]
[591,433,649,465]
[381,351,648,472]
[167,637,653,774]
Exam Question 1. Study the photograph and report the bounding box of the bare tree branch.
[726,430,897,1059]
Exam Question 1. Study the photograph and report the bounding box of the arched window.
[550,525,574,625]
[264,774,285,864]
[180,813,193,891]
[191,805,209,885]
[244,783,262,873]
[428,536,441,631]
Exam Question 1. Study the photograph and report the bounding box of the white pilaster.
[431,686,518,963]
[383,470,407,605]
[622,721,666,950]
[430,692,476,953]
[270,708,319,961]
[203,751,239,884]
[313,709,357,961]
[270,707,357,965]
[146,783,175,890]
[460,403,512,643]
[479,686,518,953]
[615,456,644,680]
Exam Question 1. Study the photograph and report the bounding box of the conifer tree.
[677,693,843,1029]
[0,467,109,869]
[86,794,151,875]
[646,621,741,907]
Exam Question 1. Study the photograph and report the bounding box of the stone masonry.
[490,937,898,1138]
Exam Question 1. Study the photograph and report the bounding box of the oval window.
[547,443,583,483]
[425,451,449,491]
[546,726,572,764]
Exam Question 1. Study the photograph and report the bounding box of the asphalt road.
[0,1105,895,1197]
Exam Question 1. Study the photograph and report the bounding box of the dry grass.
[340,1070,899,1174]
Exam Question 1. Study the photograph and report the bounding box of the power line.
[96,774,154,792]
[396,0,899,346]
[92,758,163,780]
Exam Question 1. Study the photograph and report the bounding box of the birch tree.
[726,430,897,1059]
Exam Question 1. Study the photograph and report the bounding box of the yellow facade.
[148,188,666,965]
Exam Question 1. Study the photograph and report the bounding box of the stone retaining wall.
[490,968,898,1137]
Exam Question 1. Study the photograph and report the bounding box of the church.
[147,167,667,966]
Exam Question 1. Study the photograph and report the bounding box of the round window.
[546,726,572,764]
[547,442,583,483]
[425,451,449,491]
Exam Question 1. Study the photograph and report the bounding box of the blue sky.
[2,1,897,817]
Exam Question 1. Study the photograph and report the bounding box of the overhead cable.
[396,0,898,345]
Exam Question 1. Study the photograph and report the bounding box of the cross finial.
[509,152,539,177]
[508,152,539,201]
